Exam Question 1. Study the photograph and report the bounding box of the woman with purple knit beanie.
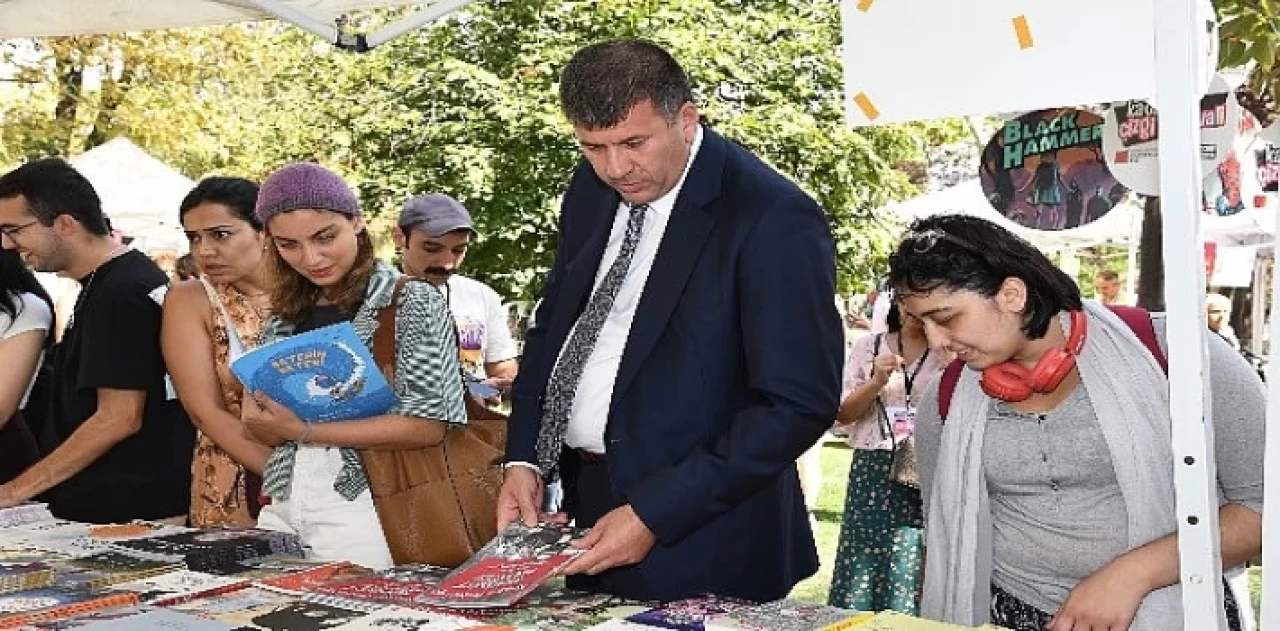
[241,163,467,569]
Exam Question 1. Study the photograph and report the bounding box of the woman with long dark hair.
[891,215,1261,630]
[163,177,273,527]
[0,247,54,484]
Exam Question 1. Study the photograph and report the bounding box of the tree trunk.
[85,58,131,151]
[1137,196,1164,311]
[51,42,84,154]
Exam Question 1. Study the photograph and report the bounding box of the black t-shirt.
[45,250,195,523]
[295,305,350,333]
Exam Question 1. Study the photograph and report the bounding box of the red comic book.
[414,522,587,609]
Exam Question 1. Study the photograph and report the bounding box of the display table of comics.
[0,503,1006,630]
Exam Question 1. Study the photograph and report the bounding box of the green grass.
[788,441,1265,631]
[789,439,855,604]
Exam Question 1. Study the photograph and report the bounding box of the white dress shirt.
[559,126,705,454]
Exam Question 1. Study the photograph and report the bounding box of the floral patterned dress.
[188,279,269,528]
[829,332,945,615]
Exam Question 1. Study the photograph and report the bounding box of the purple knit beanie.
[255,163,361,224]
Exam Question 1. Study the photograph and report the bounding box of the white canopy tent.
[880,179,1146,252]
[67,137,192,254]
[0,0,472,51]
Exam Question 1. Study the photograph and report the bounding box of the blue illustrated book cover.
[230,322,398,422]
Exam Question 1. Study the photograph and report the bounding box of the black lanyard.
[895,333,929,406]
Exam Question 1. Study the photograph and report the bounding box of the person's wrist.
[297,421,314,444]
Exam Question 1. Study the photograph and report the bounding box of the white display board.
[841,0,1217,127]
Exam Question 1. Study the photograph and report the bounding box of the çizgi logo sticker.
[1101,74,1244,196]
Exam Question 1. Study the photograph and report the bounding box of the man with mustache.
[394,194,519,394]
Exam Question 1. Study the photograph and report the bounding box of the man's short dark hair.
[559,39,695,130]
[1096,269,1120,282]
[0,158,109,236]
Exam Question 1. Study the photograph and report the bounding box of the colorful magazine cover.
[230,322,398,422]
[110,527,304,573]
[0,562,55,594]
[417,522,588,609]
[50,552,182,590]
[624,595,753,630]
[702,598,869,630]
[56,607,239,630]
[0,587,139,628]
[115,569,250,605]
[325,606,479,630]
[168,586,367,630]
[490,594,653,630]
[254,562,374,596]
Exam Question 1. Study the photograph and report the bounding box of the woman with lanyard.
[828,300,948,614]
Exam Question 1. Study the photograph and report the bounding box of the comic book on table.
[415,522,589,609]
[109,527,303,573]
[229,322,398,422]
[702,598,870,630]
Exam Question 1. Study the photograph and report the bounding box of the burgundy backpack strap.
[1107,305,1168,374]
[937,358,965,420]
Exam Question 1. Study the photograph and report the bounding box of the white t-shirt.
[441,275,518,380]
[1,292,52,408]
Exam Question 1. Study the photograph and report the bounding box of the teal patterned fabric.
[260,262,467,501]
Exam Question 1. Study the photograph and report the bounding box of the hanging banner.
[1100,76,1243,196]
[1203,109,1262,217]
[979,107,1128,231]
[1256,144,1280,193]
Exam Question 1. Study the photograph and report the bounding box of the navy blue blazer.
[507,127,844,602]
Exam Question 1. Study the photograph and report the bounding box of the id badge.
[884,406,916,439]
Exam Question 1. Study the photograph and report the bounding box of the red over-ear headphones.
[980,310,1087,402]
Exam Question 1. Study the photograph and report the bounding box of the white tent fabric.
[68,137,192,254]
[880,179,1144,252]
[0,0,469,50]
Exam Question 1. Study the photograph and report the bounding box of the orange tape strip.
[856,0,874,11]
[1013,15,1033,49]
[853,92,880,121]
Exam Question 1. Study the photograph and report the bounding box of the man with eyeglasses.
[0,158,194,524]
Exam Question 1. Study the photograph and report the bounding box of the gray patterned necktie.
[536,203,649,476]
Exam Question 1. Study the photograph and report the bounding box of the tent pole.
[240,0,340,46]
[1154,0,1226,628]
[1127,205,1141,301]
[364,0,475,49]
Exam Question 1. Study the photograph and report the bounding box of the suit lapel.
[611,129,726,405]
[546,188,618,353]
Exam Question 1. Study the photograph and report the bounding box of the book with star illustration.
[230,322,398,422]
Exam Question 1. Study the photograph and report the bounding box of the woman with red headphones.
[888,215,1263,631]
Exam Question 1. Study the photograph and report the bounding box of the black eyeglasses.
[0,220,40,239]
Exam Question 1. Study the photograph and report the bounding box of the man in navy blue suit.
[498,39,843,602]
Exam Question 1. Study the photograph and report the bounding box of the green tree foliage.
[243,0,960,300]
[1,0,963,301]
[1217,0,1280,122]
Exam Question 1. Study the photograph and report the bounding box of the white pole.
[1153,0,1226,629]
[1263,253,1280,628]
[1127,204,1142,302]
[364,0,475,49]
